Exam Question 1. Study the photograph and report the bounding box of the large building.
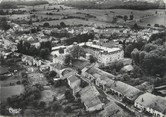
[51,41,124,66]
[134,93,166,117]
[80,42,124,66]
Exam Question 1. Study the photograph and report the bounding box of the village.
[0,1,166,116]
[0,14,166,117]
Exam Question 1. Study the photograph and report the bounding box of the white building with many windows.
[80,42,124,66]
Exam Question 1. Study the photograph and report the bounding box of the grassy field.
[34,18,115,27]
[0,85,25,102]
[1,4,165,27]
[138,14,166,26]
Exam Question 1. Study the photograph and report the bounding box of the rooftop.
[108,81,143,101]
[135,93,166,114]
[99,101,127,117]
[87,67,142,101]
[67,75,80,84]
[80,86,100,101]
[83,42,121,53]
[79,86,104,110]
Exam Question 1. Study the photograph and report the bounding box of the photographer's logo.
[9,107,21,114]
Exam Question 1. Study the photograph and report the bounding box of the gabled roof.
[67,75,81,93]
[135,93,166,114]
[80,86,100,101]
[84,96,103,108]
[99,101,127,117]
[67,75,81,84]
[89,68,142,101]
[79,86,104,110]
[108,81,143,101]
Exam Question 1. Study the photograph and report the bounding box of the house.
[99,101,128,117]
[22,55,41,66]
[134,93,166,117]
[107,81,143,104]
[67,75,81,95]
[82,66,115,84]
[79,86,105,112]
[22,55,34,66]
[40,65,50,72]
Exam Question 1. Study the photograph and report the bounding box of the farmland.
[1,4,165,27]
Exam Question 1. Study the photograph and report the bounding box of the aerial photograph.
[0,0,166,117]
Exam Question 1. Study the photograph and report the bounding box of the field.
[1,4,165,27]
[0,85,25,102]
[138,14,166,26]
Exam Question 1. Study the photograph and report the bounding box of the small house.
[67,75,81,95]
[79,86,105,112]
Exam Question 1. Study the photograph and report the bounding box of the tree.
[109,60,124,72]
[49,71,57,78]
[89,55,96,63]
[39,48,50,59]
[142,48,166,76]
[130,14,134,20]
[0,17,10,31]
[124,15,128,22]
[65,90,73,99]
[143,43,158,52]
[132,23,140,30]
[64,106,72,113]
[52,103,61,111]
[155,11,158,14]
[147,24,151,26]
[131,48,140,65]
[67,45,85,59]
[80,80,88,88]
[29,45,39,56]
[59,48,64,54]
[40,41,52,52]
[125,44,135,58]
[112,17,117,23]
[39,101,46,108]
[60,22,66,28]
[43,22,50,27]
[154,24,159,27]
[64,54,73,66]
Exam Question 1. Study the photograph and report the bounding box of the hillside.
[0,0,165,9]
[61,0,166,10]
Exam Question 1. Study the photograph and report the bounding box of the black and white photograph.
[0,0,166,117]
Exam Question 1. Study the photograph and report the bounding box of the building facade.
[81,42,124,66]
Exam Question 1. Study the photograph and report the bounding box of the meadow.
[0,85,25,102]
[1,4,165,28]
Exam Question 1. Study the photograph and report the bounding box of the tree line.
[63,1,165,10]
[131,32,166,81]
[17,40,52,59]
